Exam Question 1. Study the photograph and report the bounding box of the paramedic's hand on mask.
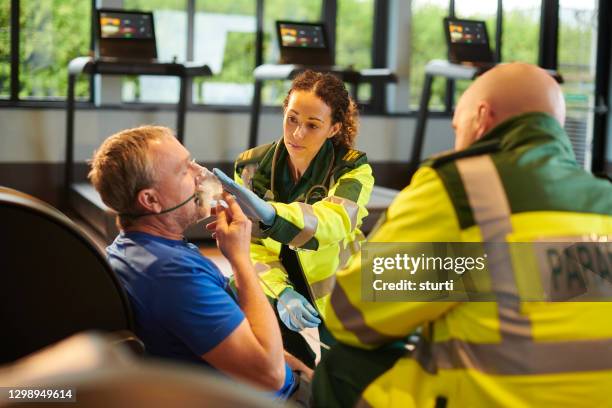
[213,168,276,226]
[277,288,321,332]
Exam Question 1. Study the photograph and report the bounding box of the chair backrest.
[0,187,134,364]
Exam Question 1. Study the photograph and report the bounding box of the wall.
[0,108,455,206]
[0,108,454,162]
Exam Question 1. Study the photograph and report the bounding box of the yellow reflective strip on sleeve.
[288,202,318,247]
[310,274,336,299]
[253,262,269,274]
[254,260,284,275]
[338,242,352,270]
[354,398,373,408]
[330,281,399,345]
[431,337,612,375]
[240,164,257,190]
[336,233,365,271]
[324,196,359,230]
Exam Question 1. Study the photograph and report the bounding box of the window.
[122,0,187,103]
[405,1,544,111]
[194,0,256,105]
[262,0,322,105]
[337,0,374,102]
[558,0,598,167]
[502,1,540,64]
[454,1,497,46]
[0,1,9,98]
[409,0,448,109]
[0,0,603,125]
[19,0,90,99]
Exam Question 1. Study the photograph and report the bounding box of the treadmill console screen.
[448,20,487,45]
[100,11,154,39]
[279,23,326,48]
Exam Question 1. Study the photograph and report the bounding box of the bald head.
[452,63,565,150]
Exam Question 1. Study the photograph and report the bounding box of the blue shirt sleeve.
[274,363,296,399]
[153,253,245,357]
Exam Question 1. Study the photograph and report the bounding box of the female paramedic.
[213,71,374,367]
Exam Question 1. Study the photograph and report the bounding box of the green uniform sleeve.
[233,167,291,299]
[265,163,374,251]
[324,166,462,349]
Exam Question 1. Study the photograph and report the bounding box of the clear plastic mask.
[191,161,223,211]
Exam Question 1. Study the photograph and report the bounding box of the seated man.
[313,63,612,407]
[89,125,309,400]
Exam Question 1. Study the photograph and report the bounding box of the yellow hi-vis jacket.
[325,113,612,407]
[234,139,374,316]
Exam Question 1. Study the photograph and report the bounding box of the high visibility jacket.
[325,113,612,407]
[234,139,374,316]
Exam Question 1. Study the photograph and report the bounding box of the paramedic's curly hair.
[283,70,359,148]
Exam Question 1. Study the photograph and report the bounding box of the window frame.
[1,0,604,132]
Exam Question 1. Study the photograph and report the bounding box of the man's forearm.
[231,257,284,365]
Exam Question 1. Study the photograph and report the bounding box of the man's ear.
[328,122,342,139]
[474,101,494,141]
[136,188,162,214]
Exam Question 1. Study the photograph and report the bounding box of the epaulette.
[428,140,501,169]
[338,148,368,168]
[235,142,275,167]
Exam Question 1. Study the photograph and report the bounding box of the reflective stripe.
[254,261,285,275]
[425,337,612,375]
[331,282,399,345]
[324,196,360,230]
[240,163,257,190]
[456,155,532,340]
[289,203,318,247]
[311,274,336,299]
[456,156,513,242]
[337,232,365,271]
[337,242,352,270]
[355,398,373,408]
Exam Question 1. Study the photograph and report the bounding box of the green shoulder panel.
[429,140,500,169]
[235,142,275,173]
[422,140,501,231]
[331,146,369,181]
[432,162,475,230]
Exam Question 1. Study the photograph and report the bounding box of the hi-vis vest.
[325,113,612,407]
[234,139,374,317]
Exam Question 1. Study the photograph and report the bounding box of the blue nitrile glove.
[213,168,276,226]
[277,288,321,332]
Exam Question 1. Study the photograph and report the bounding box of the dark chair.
[0,332,278,408]
[0,187,137,364]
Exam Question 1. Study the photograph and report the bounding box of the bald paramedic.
[312,63,612,407]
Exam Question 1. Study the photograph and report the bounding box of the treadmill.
[66,9,212,242]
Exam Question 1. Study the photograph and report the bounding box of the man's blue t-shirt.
[106,231,295,398]
[107,231,245,363]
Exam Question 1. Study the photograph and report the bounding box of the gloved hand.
[277,288,321,332]
[213,168,276,226]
